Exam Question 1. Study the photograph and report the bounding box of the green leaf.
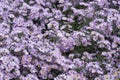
[75,5,88,9]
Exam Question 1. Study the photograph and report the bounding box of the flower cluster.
[0,0,120,80]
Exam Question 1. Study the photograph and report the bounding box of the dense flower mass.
[0,0,120,80]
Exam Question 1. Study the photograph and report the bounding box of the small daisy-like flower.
[13,69,20,76]
[22,54,32,65]
[46,56,52,62]
[8,14,15,19]
[103,74,112,80]
[95,77,101,80]
[0,72,4,80]
[40,68,46,75]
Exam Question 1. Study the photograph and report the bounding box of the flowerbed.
[0,0,120,80]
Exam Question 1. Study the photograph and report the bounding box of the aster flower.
[24,74,39,80]
[0,72,4,80]
[21,54,32,65]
